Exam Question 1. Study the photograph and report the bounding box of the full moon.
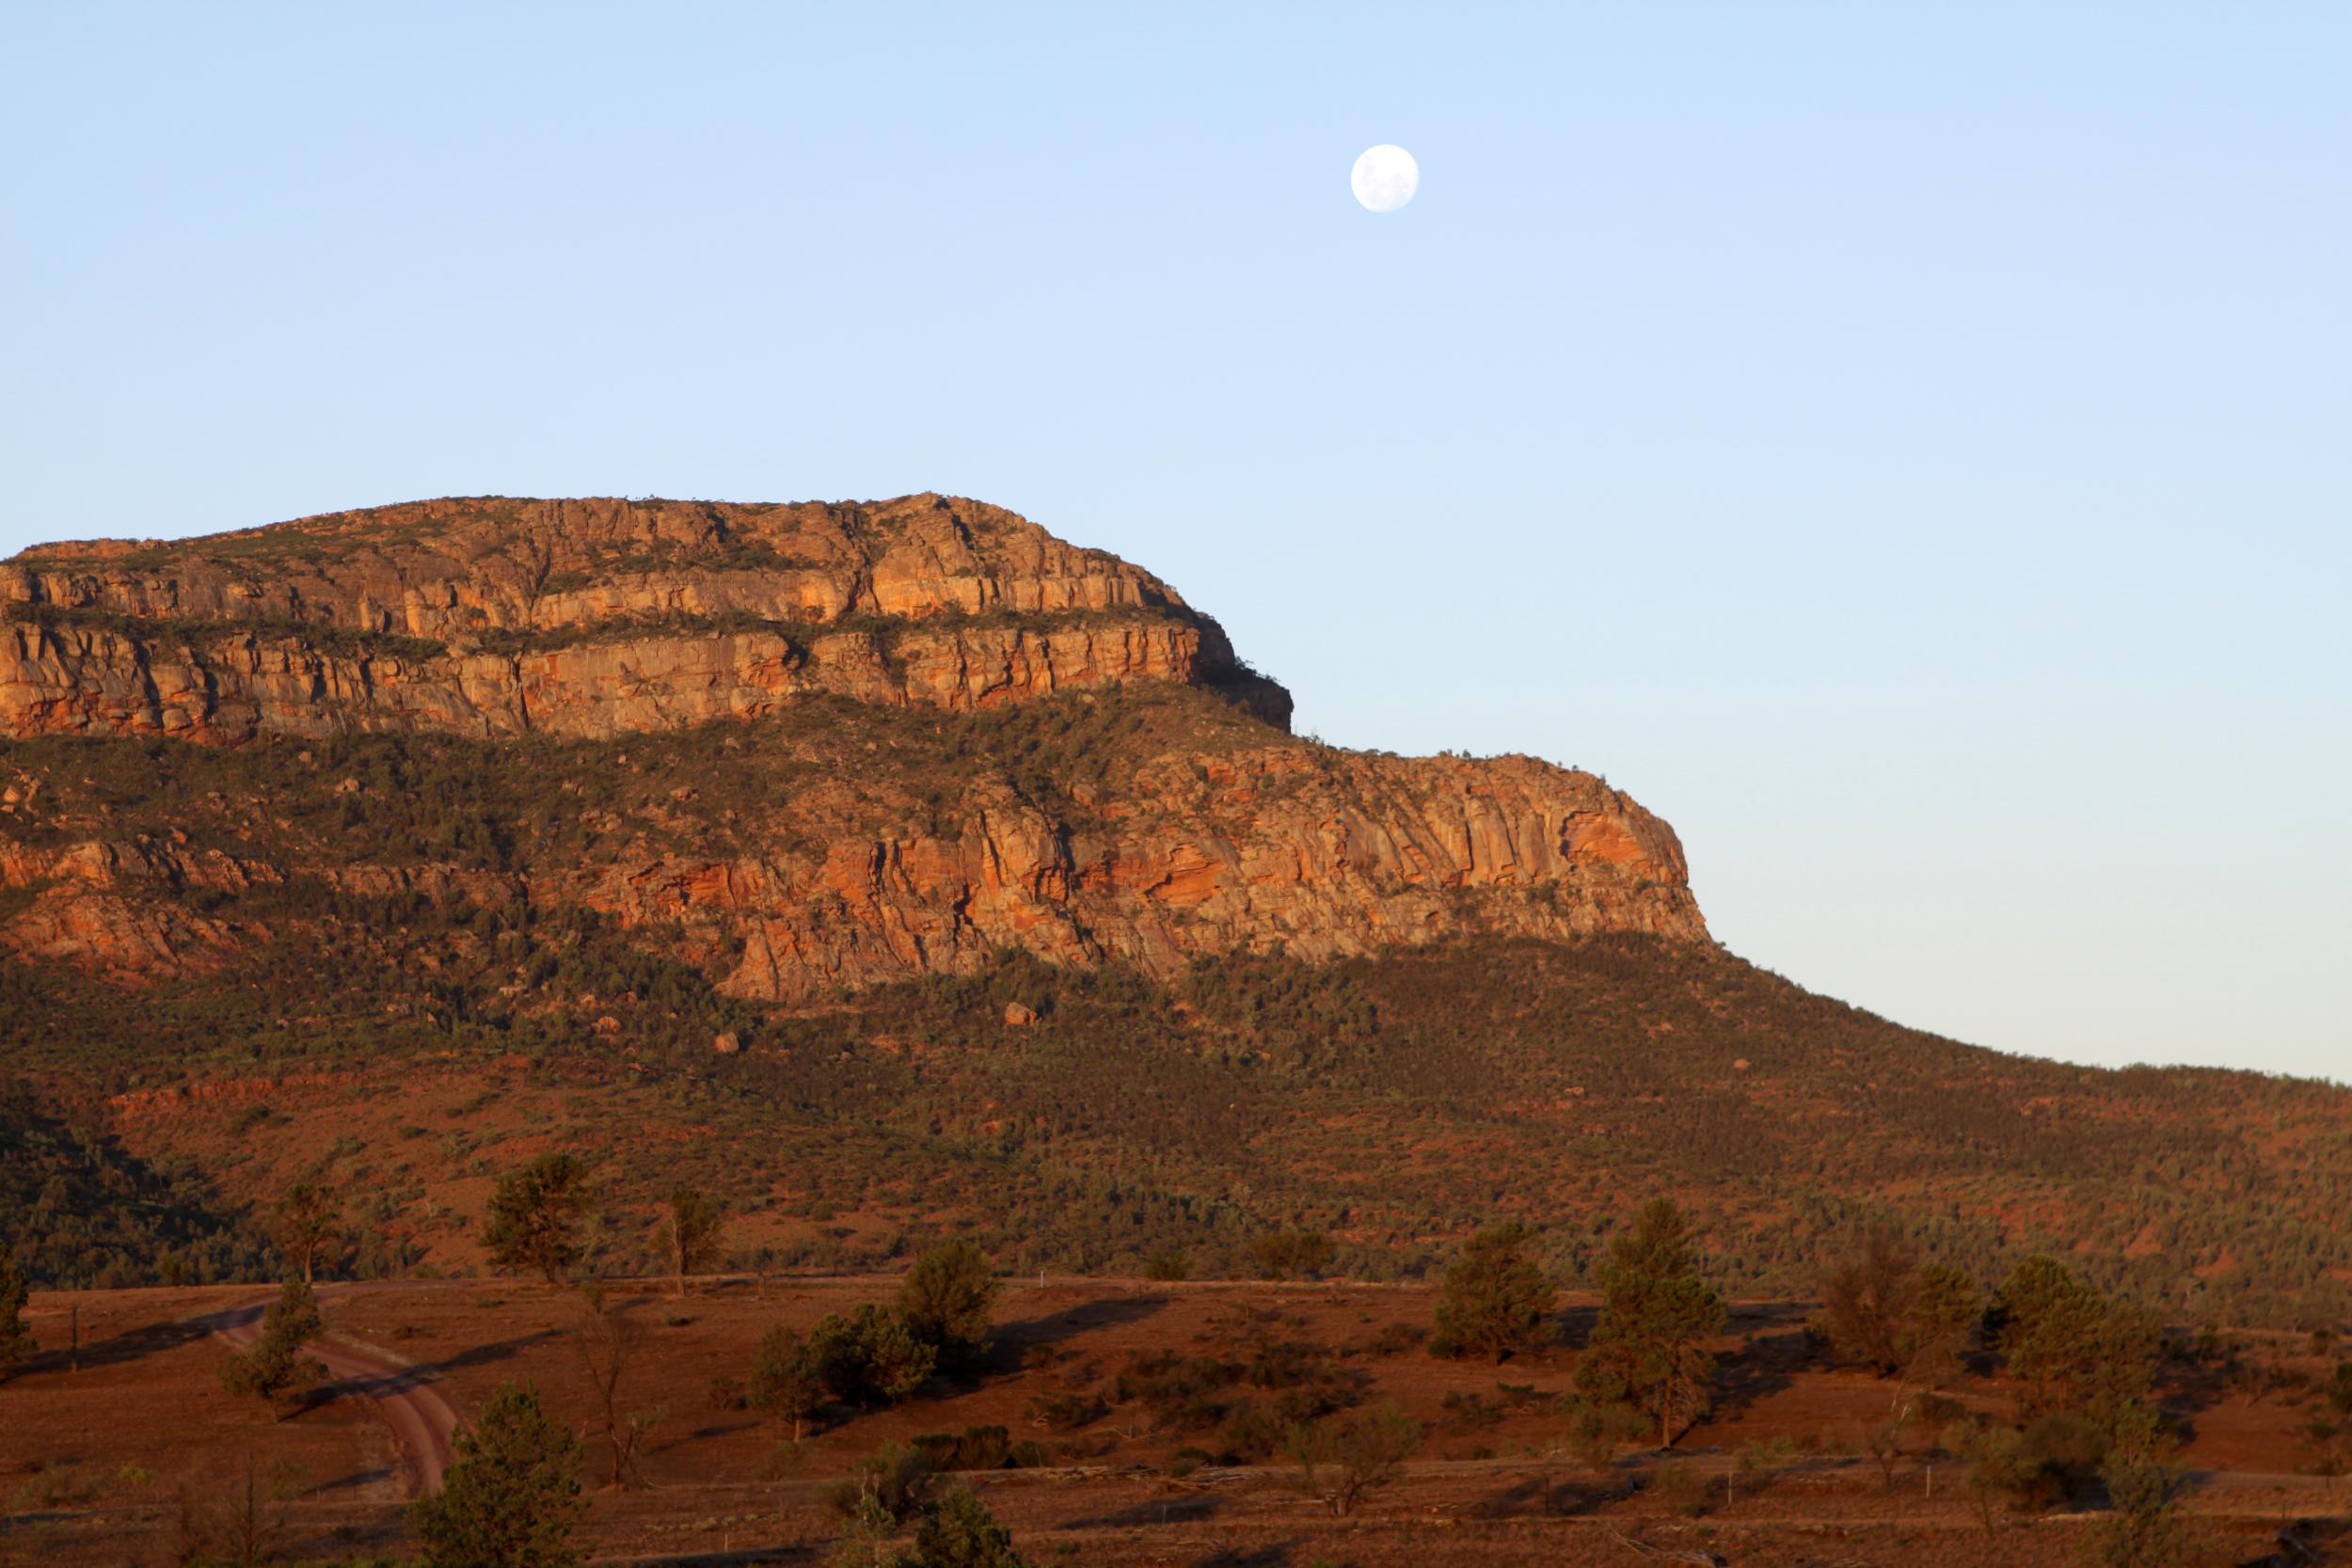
[1350,144,1419,213]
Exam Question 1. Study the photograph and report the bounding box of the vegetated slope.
[0,496,2345,1323]
[0,1079,269,1287]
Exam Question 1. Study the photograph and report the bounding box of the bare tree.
[574,1285,663,1490]
[1284,1402,1421,1516]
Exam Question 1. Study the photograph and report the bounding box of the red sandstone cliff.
[0,494,1706,995]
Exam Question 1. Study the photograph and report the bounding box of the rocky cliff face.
[2,494,1286,739]
[0,495,1707,996]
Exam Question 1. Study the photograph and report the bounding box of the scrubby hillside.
[1,496,2345,1325]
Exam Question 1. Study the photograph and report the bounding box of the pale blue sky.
[4,5,2345,1079]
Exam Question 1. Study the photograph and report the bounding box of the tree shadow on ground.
[1193,1539,1301,1568]
[1708,1331,1799,1421]
[1059,1493,1226,1530]
[2239,1515,2350,1567]
[988,1292,1169,1365]
[300,1464,397,1498]
[1470,1471,1634,1519]
[420,1326,565,1375]
[25,1309,218,1374]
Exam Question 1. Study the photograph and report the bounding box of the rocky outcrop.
[0,612,1262,742]
[569,747,1703,1001]
[0,493,1708,994]
[0,493,1290,739]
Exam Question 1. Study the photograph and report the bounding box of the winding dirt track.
[211,1288,461,1496]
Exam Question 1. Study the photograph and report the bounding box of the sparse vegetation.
[1285,1400,1421,1515]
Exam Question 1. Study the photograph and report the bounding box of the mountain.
[2,494,1699,998]
[2,495,2346,1323]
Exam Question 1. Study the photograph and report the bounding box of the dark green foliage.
[0,1250,34,1373]
[1993,1255,2162,1431]
[1575,1199,1726,1448]
[413,1381,587,1568]
[0,1081,271,1289]
[1143,1249,1189,1281]
[2087,1453,2198,1568]
[1112,1318,1362,1465]
[1819,1229,1978,1386]
[898,1239,999,1368]
[482,1154,595,1282]
[1431,1222,1557,1362]
[748,1323,827,1439]
[908,1489,1032,1568]
[809,1304,936,1407]
[2305,1360,2352,1474]
[219,1279,326,1416]
[825,1440,935,1525]
[1249,1229,1335,1281]
[907,1426,1042,1472]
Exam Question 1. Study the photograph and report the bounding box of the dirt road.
[211,1288,462,1496]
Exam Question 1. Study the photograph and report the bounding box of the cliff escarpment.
[0,494,1706,996]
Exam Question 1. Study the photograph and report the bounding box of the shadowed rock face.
[0,494,1707,995]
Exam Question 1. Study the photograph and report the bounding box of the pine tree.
[413,1381,588,1568]
[749,1323,827,1441]
[1574,1198,1726,1448]
[220,1279,326,1418]
[898,1240,999,1369]
[1431,1222,1557,1362]
[481,1154,595,1283]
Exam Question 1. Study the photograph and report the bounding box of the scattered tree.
[2302,1359,2352,1476]
[810,1304,936,1408]
[219,1279,326,1419]
[908,1488,1033,1568]
[749,1323,828,1441]
[1574,1199,1726,1449]
[661,1185,723,1297]
[413,1380,588,1568]
[898,1240,999,1369]
[1285,1401,1422,1516]
[1143,1250,1189,1282]
[481,1154,595,1283]
[825,1439,935,1525]
[1991,1256,2159,1432]
[1250,1228,1335,1281]
[1819,1230,1978,1397]
[1431,1222,1557,1362]
[2084,1404,2199,1568]
[175,1452,304,1568]
[269,1181,344,1285]
[0,1250,35,1377]
[573,1285,662,1490]
[1946,1418,2033,1537]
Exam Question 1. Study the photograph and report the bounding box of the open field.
[5,1275,2346,1566]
